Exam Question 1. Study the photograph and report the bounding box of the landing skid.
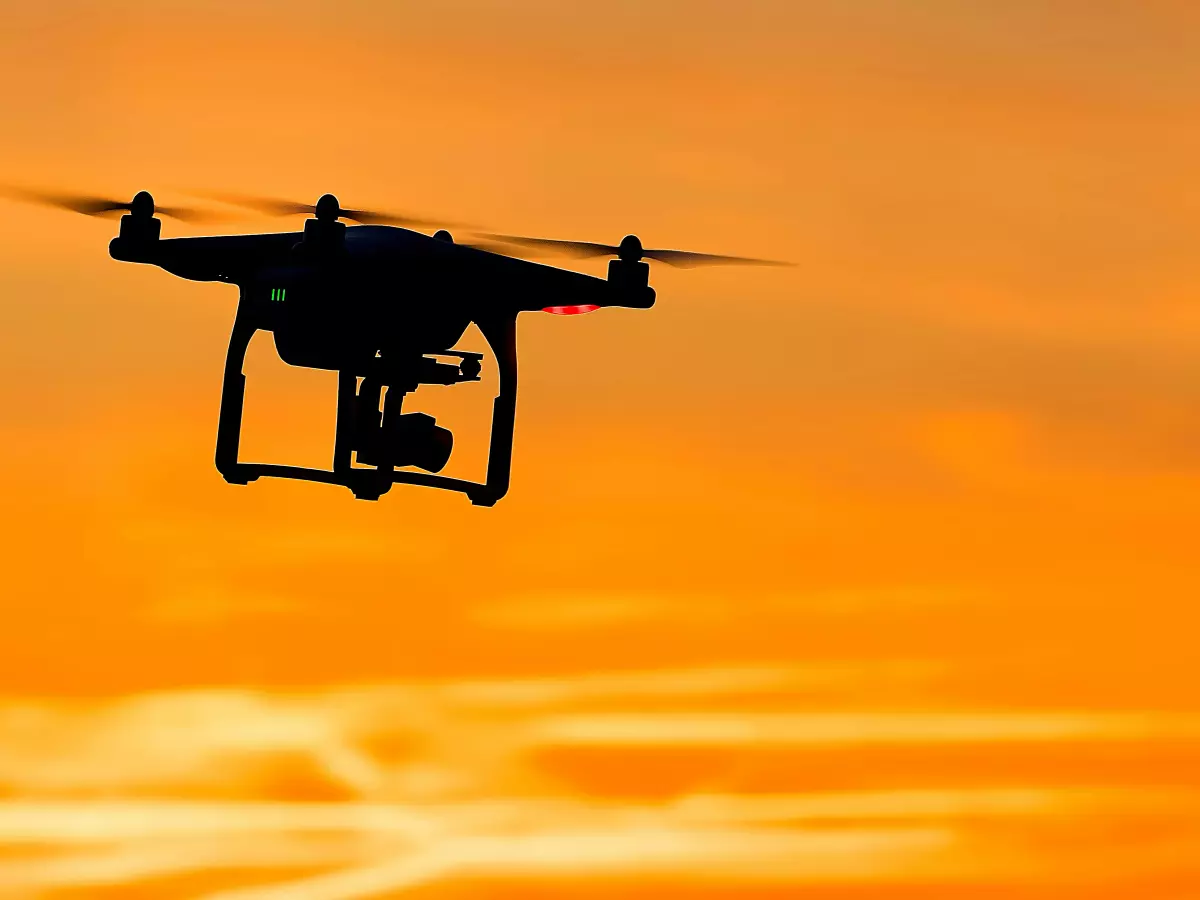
[217,462,502,506]
[214,293,517,507]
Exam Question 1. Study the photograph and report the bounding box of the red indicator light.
[542,304,600,316]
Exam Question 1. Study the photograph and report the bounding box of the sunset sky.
[2,1,1200,896]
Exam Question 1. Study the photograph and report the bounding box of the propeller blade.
[458,239,543,259]
[1,186,127,217]
[481,232,792,267]
[197,191,464,229]
[1,186,223,222]
[192,192,314,217]
[641,248,793,268]
[479,234,620,258]
[339,207,462,229]
[149,204,226,223]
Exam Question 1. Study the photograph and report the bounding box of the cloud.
[468,592,697,630]
[0,670,1197,895]
[533,711,1190,747]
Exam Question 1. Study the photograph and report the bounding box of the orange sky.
[2,1,1200,897]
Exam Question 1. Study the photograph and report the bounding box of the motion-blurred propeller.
[0,186,218,222]
[197,191,464,229]
[477,233,791,268]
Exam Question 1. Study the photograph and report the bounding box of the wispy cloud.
[533,711,1193,746]
[0,668,1197,896]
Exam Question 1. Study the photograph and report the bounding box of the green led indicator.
[269,288,287,302]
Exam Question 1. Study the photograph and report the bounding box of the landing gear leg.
[472,314,518,507]
[333,370,356,476]
[215,301,258,485]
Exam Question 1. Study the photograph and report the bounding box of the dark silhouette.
[5,188,787,505]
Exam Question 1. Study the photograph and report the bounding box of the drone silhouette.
[4,187,786,505]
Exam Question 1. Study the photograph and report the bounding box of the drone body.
[0,185,781,505]
[108,193,656,505]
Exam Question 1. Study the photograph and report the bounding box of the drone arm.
[473,312,519,507]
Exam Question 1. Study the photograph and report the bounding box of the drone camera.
[388,412,453,473]
[356,410,453,474]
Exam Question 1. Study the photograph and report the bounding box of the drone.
[4,187,785,505]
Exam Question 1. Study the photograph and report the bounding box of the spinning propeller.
[198,191,463,229]
[2,184,790,268]
[477,232,790,268]
[0,187,217,222]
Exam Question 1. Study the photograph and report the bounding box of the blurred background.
[2,1,1200,896]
